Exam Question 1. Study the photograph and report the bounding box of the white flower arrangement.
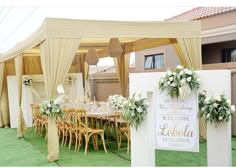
[199,94,235,126]
[107,94,127,111]
[158,65,200,99]
[65,74,77,85]
[22,75,33,87]
[122,93,149,130]
[40,99,64,118]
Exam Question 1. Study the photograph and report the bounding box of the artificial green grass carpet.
[1,127,236,166]
[0,128,57,166]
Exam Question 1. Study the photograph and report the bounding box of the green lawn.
[1,127,236,166]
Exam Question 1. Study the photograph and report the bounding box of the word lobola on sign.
[155,90,199,152]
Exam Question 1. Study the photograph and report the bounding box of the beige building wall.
[202,41,236,64]
[135,44,180,71]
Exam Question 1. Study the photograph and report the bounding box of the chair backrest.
[30,104,40,117]
[74,108,88,129]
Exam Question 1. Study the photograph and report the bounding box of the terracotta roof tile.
[165,7,236,21]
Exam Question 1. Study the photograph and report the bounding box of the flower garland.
[199,93,235,126]
[107,94,127,111]
[40,99,64,118]
[158,65,200,99]
[22,75,33,87]
[122,93,149,130]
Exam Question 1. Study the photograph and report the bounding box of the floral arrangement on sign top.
[158,65,200,99]
[22,75,33,87]
[122,93,149,130]
[198,91,235,126]
[107,94,127,111]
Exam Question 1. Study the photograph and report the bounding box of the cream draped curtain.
[172,38,206,141]
[40,37,80,162]
[172,38,202,70]
[1,64,10,128]
[0,62,4,127]
[113,44,130,98]
[15,55,27,137]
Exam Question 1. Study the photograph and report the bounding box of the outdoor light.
[108,38,123,57]
[85,48,99,65]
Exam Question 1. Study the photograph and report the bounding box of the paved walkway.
[0,128,57,166]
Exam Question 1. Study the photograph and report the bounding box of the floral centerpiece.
[23,75,33,87]
[122,93,149,130]
[40,99,64,118]
[158,65,200,99]
[107,94,127,111]
[199,94,235,125]
[65,74,77,85]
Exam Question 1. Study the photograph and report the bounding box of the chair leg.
[100,132,107,153]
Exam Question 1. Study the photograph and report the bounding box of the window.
[144,53,164,69]
[222,48,236,62]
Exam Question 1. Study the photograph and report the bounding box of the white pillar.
[131,91,155,167]
[207,121,232,166]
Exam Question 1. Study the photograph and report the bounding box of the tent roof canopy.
[0,17,201,62]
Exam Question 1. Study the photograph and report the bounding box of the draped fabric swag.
[113,44,130,98]
[40,37,80,162]
[172,38,202,70]
[0,62,4,127]
[15,55,27,138]
[1,65,10,128]
[172,38,206,140]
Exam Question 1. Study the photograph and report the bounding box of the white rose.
[137,107,143,113]
[177,65,183,69]
[213,103,218,108]
[231,105,235,112]
[179,71,184,76]
[218,116,223,120]
[171,82,177,87]
[167,71,172,76]
[204,98,210,104]
[207,113,210,118]
[187,77,192,82]
[167,81,170,85]
[226,100,231,105]
[169,77,173,81]
[47,103,51,107]
[187,70,192,75]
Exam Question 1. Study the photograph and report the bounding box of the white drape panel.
[40,37,80,162]
[21,86,33,127]
[174,38,202,70]
[0,62,4,127]
[15,55,27,137]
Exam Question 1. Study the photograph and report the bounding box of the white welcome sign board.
[129,70,231,167]
[155,90,199,152]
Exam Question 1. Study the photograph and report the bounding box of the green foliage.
[122,93,149,130]
[40,99,64,118]
[198,93,235,126]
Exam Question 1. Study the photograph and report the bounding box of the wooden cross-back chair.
[59,108,74,148]
[75,108,107,155]
[118,119,131,154]
[31,104,43,134]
